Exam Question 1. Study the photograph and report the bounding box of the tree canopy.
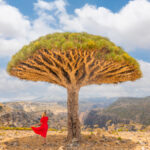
[7,32,141,74]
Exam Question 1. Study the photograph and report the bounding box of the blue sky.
[2,0,150,62]
[5,0,130,16]
[0,0,150,102]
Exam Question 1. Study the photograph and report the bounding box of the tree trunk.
[67,87,81,142]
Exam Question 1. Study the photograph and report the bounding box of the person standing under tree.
[31,111,48,145]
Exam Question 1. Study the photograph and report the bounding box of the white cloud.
[121,60,150,96]
[32,0,67,36]
[0,0,63,57]
[61,0,150,51]
[80,84,128,98]
[0,69,46,100]
[1,0,150,57]
[0,38,27,56]
[0,69,67,102]
[0,4,30,38]
[33,0,150,51]
[34,0,66,14]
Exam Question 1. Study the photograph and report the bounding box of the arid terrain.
[1,97,150,149]
[0,130,150,150]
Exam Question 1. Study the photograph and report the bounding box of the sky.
[0,0,150,102]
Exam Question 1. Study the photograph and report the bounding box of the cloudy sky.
[0,0,150,102]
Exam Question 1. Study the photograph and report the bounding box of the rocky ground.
[0,130,150,150]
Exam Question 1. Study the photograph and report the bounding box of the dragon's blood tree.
[7,32,142,141]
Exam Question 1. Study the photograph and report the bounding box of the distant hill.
[5,101,67,115]
[0,102,39,127]
[84,96,150,127]
[0,101,67,128]
[0,102,12,113]
[79,97,116,112]
[84,108,130,128]
[0,98,115,128]
[3,97,150,129]
[2,97,116,112]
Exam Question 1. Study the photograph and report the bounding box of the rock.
[66,143,73,148]
[72,138,79,147]
[13,141,19,146]
[8,141,19,146]
[116,141,120,145]
[139,141,145,145]
[4,142,9,145]
[103,143,109,147]
[99,139,105,142]
[141,147,146,150]
[72,142,79,147]
[58,146,65,150]
[66,142,79,150]
[72,138,79,143]
[24,144,30,148]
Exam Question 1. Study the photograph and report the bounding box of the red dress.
[31,116,48,138]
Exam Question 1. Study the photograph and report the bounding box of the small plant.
[81,125,86,131]
[15,131,18,135]
[88,135,92,139]
[90,131,94,135]
[96,128,102,136]
[86,127,93,132]
[117,127,124,132]
[0,132,5,135]
[93,124,99,129]
[111,130,117,135]
[117,137,122,141]
[106,120,112,127]
[48,128,58,131]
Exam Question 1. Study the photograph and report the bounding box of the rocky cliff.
[84,96,150,128]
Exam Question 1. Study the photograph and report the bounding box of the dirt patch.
[1,133,137,150]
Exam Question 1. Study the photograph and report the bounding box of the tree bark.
[67,86,81,142]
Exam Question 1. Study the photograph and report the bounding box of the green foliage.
[117,128,124,132]
[90,131,94,135]
[0,126,58,131]
[0,127,32,130]
[7,32,140,73]
[111,130,118,135]
[117,137,122,141]
[48,128,58,131]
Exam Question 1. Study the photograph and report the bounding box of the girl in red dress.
[31,111,48,145]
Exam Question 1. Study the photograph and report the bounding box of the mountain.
[84,96,150,128]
